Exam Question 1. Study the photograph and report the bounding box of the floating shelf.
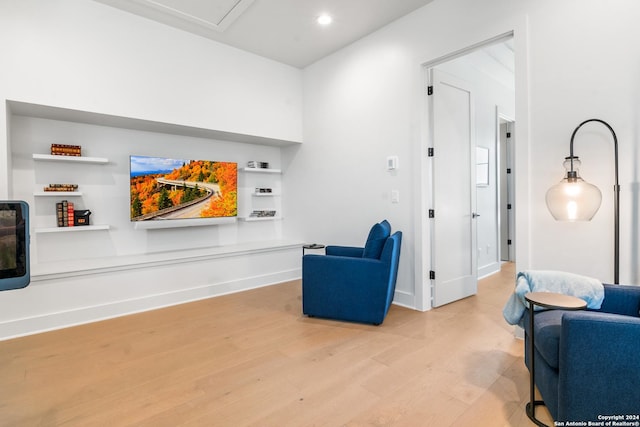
[34,225,110,234]
[242,167,281,174]
[32,154,109,164]
[133,217,237,229]
[240,216,282,222]
[33,191,83,197]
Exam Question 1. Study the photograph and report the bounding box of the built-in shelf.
[33,191,83,197]
[32,153,109,164]
[32,152,110,231]
[240,216,282,222]
[34,225,110,234]
[241,167,282,221]
[242,167,281,174]
[133,217,237,229]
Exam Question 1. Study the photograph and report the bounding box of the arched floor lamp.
[545,118,619,284]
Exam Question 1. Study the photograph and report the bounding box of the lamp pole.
[568,119,620,284]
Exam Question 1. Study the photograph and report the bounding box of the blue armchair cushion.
[362,220,391,259]
[326,246,363,258]
[598,284,640,316]
[528,309,564,369]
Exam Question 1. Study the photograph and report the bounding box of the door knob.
[472,213,481,218]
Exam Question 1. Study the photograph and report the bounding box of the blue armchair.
[526,284,640,422]
[302,221,402,325]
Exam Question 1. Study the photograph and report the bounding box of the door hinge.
[506,168,511,174]
[507,204,512,210]
[427,86,433,96]
[429,270,436,280]
[506,132,511,138]
[428,209,435,218]
[507,239,512,245]
[428,147,434,157]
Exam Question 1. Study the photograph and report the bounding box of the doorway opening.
[421,33,515,308]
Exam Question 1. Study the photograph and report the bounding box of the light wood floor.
[0,262,553,426]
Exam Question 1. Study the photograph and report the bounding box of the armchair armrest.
[597,284,640,316]
[558,311,640,421]
[325,245,364,258]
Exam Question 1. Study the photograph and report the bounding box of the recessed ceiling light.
[316,14,333,26]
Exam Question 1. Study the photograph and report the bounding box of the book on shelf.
[56,202,91,227]
[56,200,75,227]
[249,210,277,217]
[63,200,69,227]
[56,202,64,227]
[51,144,81,157]
[67,201,74,227]
[44,184,79,192]
[247,161,270,169]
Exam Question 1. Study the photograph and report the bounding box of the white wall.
[0,0,303,197]
[285,0,527,309]
[0,0,305,339]
[286,0,640,314]
[526,0,640,284]
[285,42,420,306]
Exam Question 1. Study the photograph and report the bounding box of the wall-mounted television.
[130,156,237,225]
[0,201,30,291]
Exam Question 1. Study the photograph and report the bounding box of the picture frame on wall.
[476,146,489,186]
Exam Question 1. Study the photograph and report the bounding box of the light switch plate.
[387,156,398,171]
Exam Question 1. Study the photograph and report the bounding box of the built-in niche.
[8,102,300,277]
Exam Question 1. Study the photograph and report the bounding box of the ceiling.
[91,0,514,87]
[93,0,436,68]
[460,39,515,89]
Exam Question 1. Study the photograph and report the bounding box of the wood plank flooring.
[0,263,553,426]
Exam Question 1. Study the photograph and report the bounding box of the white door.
[430,69,478,307]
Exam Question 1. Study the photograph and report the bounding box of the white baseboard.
[0,268,301,341]
[478,262,501,280]
[392,289,417,310]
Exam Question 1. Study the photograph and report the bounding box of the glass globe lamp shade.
[545,157,602,221]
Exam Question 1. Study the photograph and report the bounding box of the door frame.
[498,110,516,263]
[414,28,530,311]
